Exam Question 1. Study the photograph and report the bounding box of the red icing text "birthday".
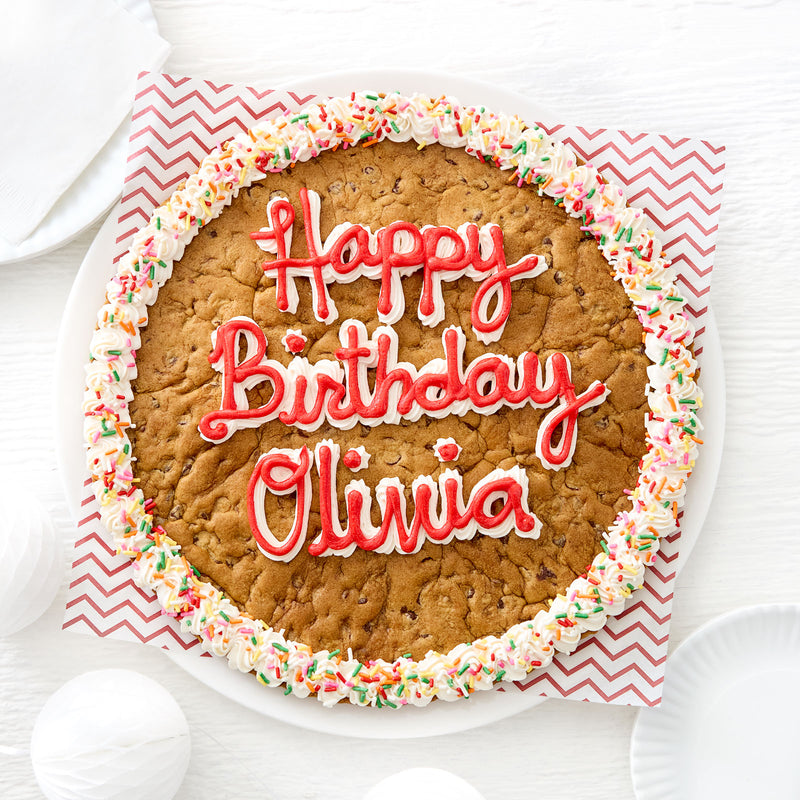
[198,317,608,471]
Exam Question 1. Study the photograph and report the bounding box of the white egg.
[31,669,191,800]
[364,767,486,800]
[0,483,63,636]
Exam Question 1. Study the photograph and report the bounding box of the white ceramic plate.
[631,604,800,799]
[0,0,161,265]
[55,74,724,737]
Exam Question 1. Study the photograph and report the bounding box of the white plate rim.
[630,603,800,799]
[55,71,723,737]
[0,0,162,265]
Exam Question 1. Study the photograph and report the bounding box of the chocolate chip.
[537,564,556,581]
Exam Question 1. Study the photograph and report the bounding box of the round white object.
[631,604,800,799]
[0,483,63,636]
[364,767,486,800]
[31,669,191,800]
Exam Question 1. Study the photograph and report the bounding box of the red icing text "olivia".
[247,441,541,561]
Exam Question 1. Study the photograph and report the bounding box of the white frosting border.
[83,92,702,708]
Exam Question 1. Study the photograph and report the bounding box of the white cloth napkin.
[0,0,170,245]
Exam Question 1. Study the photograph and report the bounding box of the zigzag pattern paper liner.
[64,73,725,707]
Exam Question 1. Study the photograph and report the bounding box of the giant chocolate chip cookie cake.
[84,92,702,707]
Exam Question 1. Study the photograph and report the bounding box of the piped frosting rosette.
[83,92,702,707]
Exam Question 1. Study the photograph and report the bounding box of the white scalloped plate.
[631,604,800,799]
[55,73,724,738]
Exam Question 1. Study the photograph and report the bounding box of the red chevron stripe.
[519,671,659,706]
[115,226,142,245]
[124,165,189,193]
[567,156,724,196]
[130,125,222,154]
[575,636,668,669]
[78,510,101,526]
[702,140,726,156]
[65,593,164,625]
[120,185,162,209]
[575,126,614,141]
[601,623,669,647]
[69,572,153,603]
[659,135,691,150]
[80,493,94,507]
[71,551,130,578]
[247,86,278,101]
[571,140,725,175]
[162,74,192,90]
[135,76,192,102]
[670,254,713,277]
[627,186,722,217]
[286,91,319,106]
[663,232,717,257]
[127,144,201,171]
[132,104,250,137]
[676,273,713,296]
[684,303,710,320]
[649,567,677,583]
[74,531,115,556]
[616,600,671,626]
[652,548,680,566]
[133,98,294,134]
[619,130,649,146]
[645,210,719,238]
[117,206,150,225]
[551,651,666,686]
[204,80,234,94]
[640,582,674,605]
[63,614,199,649]
[136,84,282,121]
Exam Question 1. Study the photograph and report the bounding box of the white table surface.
[2,1,799,797]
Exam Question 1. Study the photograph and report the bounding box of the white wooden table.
[2,1,799,797]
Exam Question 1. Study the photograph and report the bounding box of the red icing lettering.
[247,447,312,561]
[199,317,608,471]
[342,448,363,470]
[198,316,286,443]
[306,441,541,558]
[250,190,548,342]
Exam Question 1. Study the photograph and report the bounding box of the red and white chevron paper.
[63,73,725,707]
